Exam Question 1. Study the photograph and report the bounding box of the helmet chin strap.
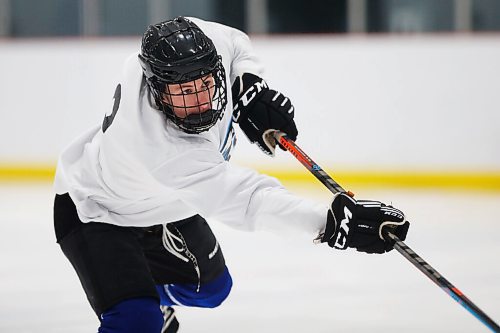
[183,109,217,124]
[177,109,220,134]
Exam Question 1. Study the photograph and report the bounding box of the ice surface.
[0,183,499,332]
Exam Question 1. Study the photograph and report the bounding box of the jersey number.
[102,84,122,133]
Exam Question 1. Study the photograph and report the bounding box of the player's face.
[162,75,215,118]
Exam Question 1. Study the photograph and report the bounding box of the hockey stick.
[274,132,500,333]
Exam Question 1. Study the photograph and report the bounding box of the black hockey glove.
[232,73,298,156]
[321,193,410,254]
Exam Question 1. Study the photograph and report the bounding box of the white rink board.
[0,184,499,333]
[0,35,499,171]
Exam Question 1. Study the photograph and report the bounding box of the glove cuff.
[378,208,406,241]
[261,129,278,157]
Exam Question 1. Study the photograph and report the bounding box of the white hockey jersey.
[54,18,326,237]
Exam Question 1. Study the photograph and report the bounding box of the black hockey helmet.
[138,17,227,134]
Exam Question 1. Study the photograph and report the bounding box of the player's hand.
[232,73,298,156]
[320,193,410,254]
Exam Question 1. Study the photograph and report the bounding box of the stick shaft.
[386,233,500,332]
[276,134,500,332]
[276,134,353,197]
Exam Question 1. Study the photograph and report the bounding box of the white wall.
[1,35,499,171]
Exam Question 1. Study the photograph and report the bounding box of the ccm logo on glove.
[322,193,410,254]
[233,78,268,120]
[232,73,298,156]
[333,206,352,248]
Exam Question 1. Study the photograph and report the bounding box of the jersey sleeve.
[150,149,327,238]
[187,17,264,84]
[227,27,265,84]
[215,163,327,237]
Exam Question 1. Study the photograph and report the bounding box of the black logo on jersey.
[102,84,121,133]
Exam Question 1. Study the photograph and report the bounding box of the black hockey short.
[53,193,227,315]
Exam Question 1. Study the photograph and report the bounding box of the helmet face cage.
[154,58,227,134]
[138,17,228,134]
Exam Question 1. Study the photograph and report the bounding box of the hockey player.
[53,17,409,332]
